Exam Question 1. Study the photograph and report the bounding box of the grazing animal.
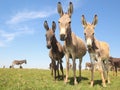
[81,15,110,87]
[44,21,64,80]
[57,2,87,84]
[85,62,92,70]
[85,62,99,71]
[10,59,27,68]
[109,56,120,76]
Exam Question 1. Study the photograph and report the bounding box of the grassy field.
[0,68,120,90]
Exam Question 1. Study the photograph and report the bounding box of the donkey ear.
[81,15,87,28]
[92,14,98,26]
[44,21,49,31]
[68,2,73,17]
[57,2,63,17]
[52,21,56,32]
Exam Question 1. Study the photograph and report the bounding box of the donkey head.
[44,21,56,49]
[57,2,73,41]
[81,15,98,48]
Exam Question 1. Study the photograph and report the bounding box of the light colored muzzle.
[86,38,92,47]
[60,28,66,41]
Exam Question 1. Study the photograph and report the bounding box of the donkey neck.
[51,36,58,52]
[88,37,99,53]
[65,27,72,46]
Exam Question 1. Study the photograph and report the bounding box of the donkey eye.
[92,33,94,35]
[69,21,71,24]
[58,21,60,23]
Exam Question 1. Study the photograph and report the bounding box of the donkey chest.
[89,53,98,61]
[51,51,62,59]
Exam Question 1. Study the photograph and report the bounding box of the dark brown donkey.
[109,56,120,76]
[81,15,110,87]
[57,2,87,84]
[44,21,64,80]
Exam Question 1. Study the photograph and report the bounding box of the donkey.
[109,56,120,76]
[85,62,99,71]
[85,62,92,70]
[10,59,27,68]
[44,21,64,80]
[81,15,110,87]
[57,2,87,84]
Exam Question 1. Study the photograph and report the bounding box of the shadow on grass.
[56,75,66,81]
[69,76,89,85]
[88,80,102,86]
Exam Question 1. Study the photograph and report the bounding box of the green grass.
[0,68,120,90]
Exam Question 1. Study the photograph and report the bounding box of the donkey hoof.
[74,81,78,85]
[64,79,68,84]
[90,84,93,87]
[90,81,94,87]
[108,81,111,84]
[102,83,107,87]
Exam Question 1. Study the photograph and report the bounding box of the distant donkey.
[109,56,120,76]
[81,15,110,87]
[10,59,27,68]
[44,21,64,80]
[57,2,86,84]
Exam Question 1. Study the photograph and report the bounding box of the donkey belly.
[100,42,109,60]
[52,52,63,61]
[65,46,81,59]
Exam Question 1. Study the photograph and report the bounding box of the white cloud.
[0,30,15,42]
[0,30,15,47]
[0,27,34,47]
[1,8,57,47]
[6,9,56,24]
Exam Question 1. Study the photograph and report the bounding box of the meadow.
[0,68,120,90]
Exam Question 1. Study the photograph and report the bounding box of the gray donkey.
[57,2,87,84]
[81,15,110,87]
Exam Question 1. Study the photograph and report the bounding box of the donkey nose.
[47,45,51,49]
[60,34,65,41]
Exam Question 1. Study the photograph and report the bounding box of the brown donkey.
[44,21,64,80]
[81,15,110,87]
[109,56,120,76]
[57,2,86,84]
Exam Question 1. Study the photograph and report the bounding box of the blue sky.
[0,0,120,69]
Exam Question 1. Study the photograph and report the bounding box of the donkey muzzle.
[60,34,66,41]
[86,38,92,47]
[47,41,51,49]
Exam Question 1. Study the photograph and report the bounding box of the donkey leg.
[53,60,56,80]
[89,54,95,87]
[73,59,78,85]
[79,58,82,80]
[102,61,107,82]
[51,64,53,76]
[98,60,106,87]
[57,61,60,79]
[115,67,117,76]
[64,54,69,83]
[104,60,110,84]
[60,60,64,79]
[90,62,94,87]
[50,60,53,76]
